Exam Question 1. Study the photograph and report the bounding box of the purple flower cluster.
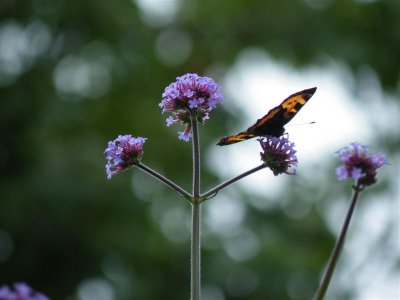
[336,142,388,187]
[105,134,147,179]
[159,73,223,141]
[259,136,298,176]
[0,283,48,300]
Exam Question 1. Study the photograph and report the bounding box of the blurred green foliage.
[0,0,398,299]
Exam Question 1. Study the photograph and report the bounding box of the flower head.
[0,283,49,300]
[259,136,298,176]
[159,73,223,141]
[336,142,389,187]
[105,134,147,179]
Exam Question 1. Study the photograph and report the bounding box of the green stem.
[191,201,201,300]
[201,164,266,200]
[314,182,363,300]
[136,163,192,200]
[190,112,201,300]
[191,113,201,199]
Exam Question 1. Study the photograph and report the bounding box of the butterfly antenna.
[287,121,316,127]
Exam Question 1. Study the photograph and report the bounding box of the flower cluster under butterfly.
[259,136,298,175]
[159,73,223,141]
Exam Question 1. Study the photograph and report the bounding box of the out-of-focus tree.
[0,0,398,299]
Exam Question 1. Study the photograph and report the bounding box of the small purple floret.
[105,134,147,179]
[336,142,389,187]
[178,130,192,142]
[166,116,174,127]
[259,136,298,176]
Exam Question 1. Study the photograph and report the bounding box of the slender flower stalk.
[190,113,201,300]
[137,163,191,199]
[191,200,201,300]
[191,112,201,198]
[314,182,362,300]
[201,164,266,200]
[314,142,388,300]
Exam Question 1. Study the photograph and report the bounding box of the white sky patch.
[77,277,115,300]
[132,0,182,27]
[204,194,246,237]
[0,20,52,86]
[53,42,113,100]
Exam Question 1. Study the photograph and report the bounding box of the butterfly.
[217,87,317,146]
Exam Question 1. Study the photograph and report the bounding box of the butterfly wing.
[217,87,317,146]
[216,131,256,146]
[247,87,317,136]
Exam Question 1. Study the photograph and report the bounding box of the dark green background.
[0,0,398,299]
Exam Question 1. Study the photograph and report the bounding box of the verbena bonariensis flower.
[0,283,49,300]
[259,136,298,175]
[336,142,389,188]
[159,73,223,141]
[105,134,147,179]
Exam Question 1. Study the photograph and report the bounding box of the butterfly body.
[217,87,317,146]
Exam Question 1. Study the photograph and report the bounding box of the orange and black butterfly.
[217,87,317,146]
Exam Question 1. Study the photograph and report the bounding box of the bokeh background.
[0,0,399,299]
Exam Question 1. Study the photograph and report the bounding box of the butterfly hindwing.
[217,87,317,146]
[217,132,256,146]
